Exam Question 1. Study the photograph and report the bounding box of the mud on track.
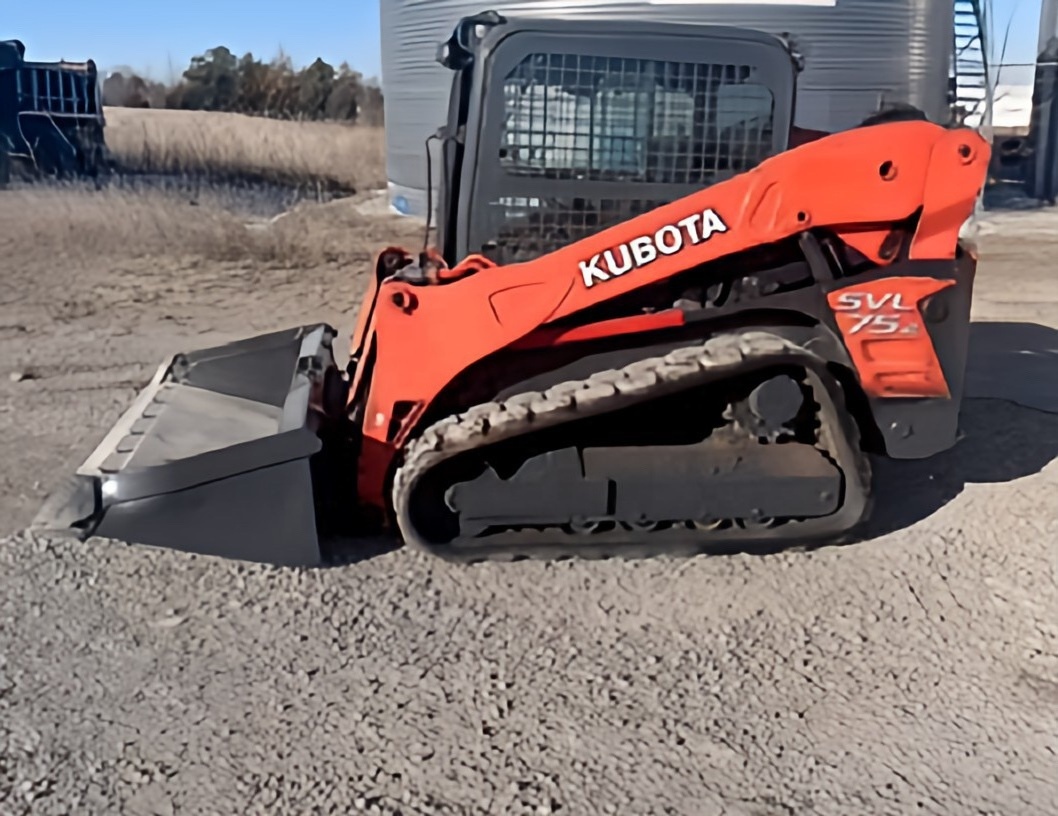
[1,196,1056,815]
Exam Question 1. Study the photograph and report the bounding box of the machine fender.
[822,253,977,459]
[827,276,955,399]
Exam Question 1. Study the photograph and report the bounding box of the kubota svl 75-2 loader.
[32,14,991,566]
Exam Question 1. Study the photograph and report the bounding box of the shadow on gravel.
[324,535,402,567]
[319,322,1058,565]
[30,323,1048,567]
[864,321,1058,538]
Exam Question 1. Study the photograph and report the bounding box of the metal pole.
[968,0,993,136]
[1040,0,1058,56]
[1031,0,1058,201]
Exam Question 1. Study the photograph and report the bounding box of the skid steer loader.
[32,13,991,567]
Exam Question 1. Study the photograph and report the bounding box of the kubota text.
[579,208,728,288]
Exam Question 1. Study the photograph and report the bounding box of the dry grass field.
[2,108,410,321]
[103,106,387,191]
[1,108,1056,815]
[0,182,414,277]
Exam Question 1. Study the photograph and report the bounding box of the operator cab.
[433,11,802,266]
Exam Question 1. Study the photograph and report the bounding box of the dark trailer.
[0,38,108,184]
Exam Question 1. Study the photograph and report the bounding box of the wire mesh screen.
[488,196,669,264]
[486,52,777,263]
[500,53,777,184]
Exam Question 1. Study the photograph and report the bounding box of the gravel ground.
[1,201,1057,815]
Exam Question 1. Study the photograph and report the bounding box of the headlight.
[100,478,119,500]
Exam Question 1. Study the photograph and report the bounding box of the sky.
[0,0,1043,86]
[3,0,382,82]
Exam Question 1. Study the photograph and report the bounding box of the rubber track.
[391,331,872,563]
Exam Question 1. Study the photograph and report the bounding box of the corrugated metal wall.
[379,0,954,218]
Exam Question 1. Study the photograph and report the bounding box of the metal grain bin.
[380,0,954,219]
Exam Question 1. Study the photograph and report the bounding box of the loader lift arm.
[354,120,989,509]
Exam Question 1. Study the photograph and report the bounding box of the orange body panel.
[827,277,956,398]
[509,310,687,350]
[349,120,990,508]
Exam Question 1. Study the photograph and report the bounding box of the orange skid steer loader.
[32,14,991,566]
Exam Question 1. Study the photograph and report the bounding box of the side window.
[499,53,777,185]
